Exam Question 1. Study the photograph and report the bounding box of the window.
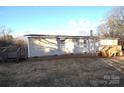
[84,40,87,44]
[73,39,79,47]
[60,40,65,49]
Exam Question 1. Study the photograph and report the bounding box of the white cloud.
[68,18,99,36]
[69,19,77,27]
[12,18,100,36]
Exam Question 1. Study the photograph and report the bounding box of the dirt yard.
[0,55,124,87]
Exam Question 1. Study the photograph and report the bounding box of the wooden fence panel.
[0,46,28,62]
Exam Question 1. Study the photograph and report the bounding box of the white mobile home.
[25,34,118,57]
[25,34,100,57]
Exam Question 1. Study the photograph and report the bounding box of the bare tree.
[0,25,14,46]
[0,25,13,40]
[98,7,124,38]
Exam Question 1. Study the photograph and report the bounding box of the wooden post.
[87,38,90,53]
[93,38,96,53]
[27,37,30,58]
[56,37,61,55]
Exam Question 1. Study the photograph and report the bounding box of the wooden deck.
[0,46,28,62]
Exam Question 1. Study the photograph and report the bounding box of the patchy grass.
[0,57,124,87]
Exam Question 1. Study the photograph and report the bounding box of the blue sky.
[0,6,112,36]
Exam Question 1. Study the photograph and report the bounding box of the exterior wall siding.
[99,39,118,50]
[28,37,100,57]
[28,37,117,57]
[100,39,118,46]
